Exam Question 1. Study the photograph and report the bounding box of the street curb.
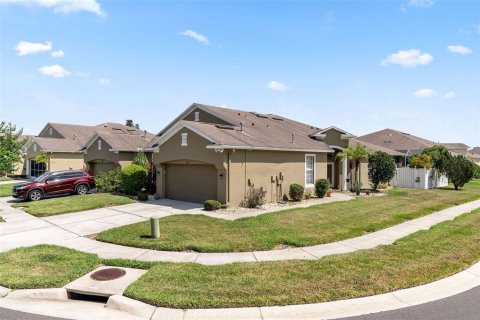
[106,295,156,319]
[6,288,68,301]
[0,286,11,298]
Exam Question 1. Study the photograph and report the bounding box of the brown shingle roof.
[470,147,480,155]
[349,138,404,156]
[357,128,435,153]
[179,112,332,152]
[35,122,153,152]
[441,142,470,149]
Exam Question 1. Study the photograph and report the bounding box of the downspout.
[227,151,230,204]
[244,149,247,198]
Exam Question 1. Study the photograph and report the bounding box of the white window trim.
[181,133,188,146]
[49,127,53,135]
[305,154,316,188]
[98,140,102,150]
[33,143,37,152]
[194,111,200,122]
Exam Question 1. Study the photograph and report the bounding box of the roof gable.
[357,128,435,152]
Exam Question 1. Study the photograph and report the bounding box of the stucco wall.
[49,153,85,171]
[322,129,349,149]
[183,107,231,125]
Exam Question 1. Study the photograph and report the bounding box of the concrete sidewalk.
[1,194,480,265]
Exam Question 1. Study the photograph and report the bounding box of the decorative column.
[342,158,348,191]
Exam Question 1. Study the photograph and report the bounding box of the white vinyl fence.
[391,167,448,189]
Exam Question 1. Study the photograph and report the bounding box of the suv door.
[44,174,65,195]
[61,172,81,192]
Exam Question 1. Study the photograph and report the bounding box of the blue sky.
[1,0,479,147]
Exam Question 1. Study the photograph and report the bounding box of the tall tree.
[351,144,370,184]
[0,122,27,176]
[423,145,451,174]
[445,155,475,190]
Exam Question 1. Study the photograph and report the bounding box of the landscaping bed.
[124,208,480,308]
[96,180,480,252]
[12,193,134,217]
[0,245,100,289]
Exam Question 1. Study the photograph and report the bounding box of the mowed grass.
[0,245,100,289]
[124,209,480,308]
[96,180,480,252]
[0,183,16,197]
[0,177,13,182]
[12,193,134,217]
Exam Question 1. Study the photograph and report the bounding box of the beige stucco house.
[23,122,152,177]
[148,103,402,206]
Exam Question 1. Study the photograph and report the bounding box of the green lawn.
[0,177,13,182]
[12,193,134,217]
[0,183,16,197]
[124,209,480,308]
[0,245,100,289]
[96,180,480,252]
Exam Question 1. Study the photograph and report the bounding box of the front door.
[327,163,335,188]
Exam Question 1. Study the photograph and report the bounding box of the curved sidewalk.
[2,197,480,265]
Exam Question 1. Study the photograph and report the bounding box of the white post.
[342,158,348,191]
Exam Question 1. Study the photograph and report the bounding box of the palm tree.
[351,144,370,185]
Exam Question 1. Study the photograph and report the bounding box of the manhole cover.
[90,268,126,281]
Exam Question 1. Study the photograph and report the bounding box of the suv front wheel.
[76,184,89,195]
[28,189,43,201]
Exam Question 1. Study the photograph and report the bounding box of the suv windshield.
[33,172,50,182]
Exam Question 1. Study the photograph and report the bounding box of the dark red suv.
[12,170,96,201]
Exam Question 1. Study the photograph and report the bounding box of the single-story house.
[148,103,402,206]
[468,147,480,165]
[441,143,470,156]
[23,122,153,177]
[11,135,33,176]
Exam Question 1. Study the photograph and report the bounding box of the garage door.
[165,164,217,203]
[90,162,118,176]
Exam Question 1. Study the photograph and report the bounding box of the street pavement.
[341,285,480,320]
[0,307,66,320]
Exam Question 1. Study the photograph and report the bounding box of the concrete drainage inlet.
[90,268,126,281]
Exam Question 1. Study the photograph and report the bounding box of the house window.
[49,127,52,135]
[181,133,188,146]
[305,154,315,187]
[194,111,200,122]
[33,143,37,152]
[98,140,102,150]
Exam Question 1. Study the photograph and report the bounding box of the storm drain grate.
[90,268,126,281]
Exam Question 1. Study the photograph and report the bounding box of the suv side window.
[48,174,64,182]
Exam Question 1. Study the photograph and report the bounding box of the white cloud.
[267,80,288,91]
[444,91,456,99]
[447,45,472,55]
[38,64,70,78]
[179,30,209,45]
[14,41,52,56]
[98,78,110,85]
[75,71,90,77]
[1,0,104,16]
[414,88,437,98]
[407,0,434,8]
[51,50,64,58]
[381,49,433,67]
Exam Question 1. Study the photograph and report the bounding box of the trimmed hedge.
[289,183,304,201]
[121,164,148,195]
[314,179,330,198]
[204,200,221,211]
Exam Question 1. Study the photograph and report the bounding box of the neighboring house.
[468,147,480,165]
[148,103,401,206]
[357,128,435,159]
[83,128,154,175]
[441,143,469,156]
[12,135,33,177]
[24,122,152,177]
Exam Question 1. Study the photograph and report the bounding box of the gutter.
[206,145,334,153]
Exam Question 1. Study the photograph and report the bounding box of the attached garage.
[165,164,217,203]
[89,161,118,175]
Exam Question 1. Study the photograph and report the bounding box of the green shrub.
[368,151,397,191]
[121,164,148,195]
[241,187,267,208]
[445,155,475,190]
[473,163,480,179]
[408,154,432,169]
[289,183,304,201]
[95,168,122,192]
[314,179,330,198]
[204,200,221,211]
[137,192,149,201]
